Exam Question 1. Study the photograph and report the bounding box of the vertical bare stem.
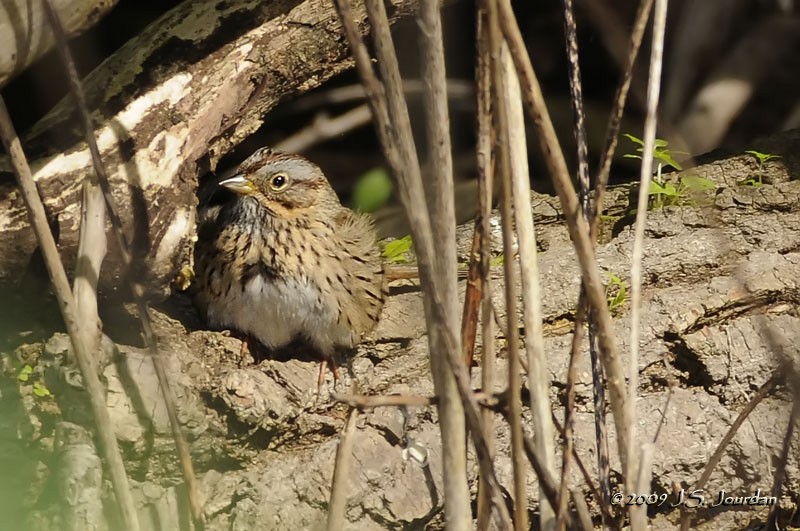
[73,179,106,356]
[628,1,668,528]
[333,1,511,527]
[497,0,632,478]
[326,409,359,530]
[557,305,586,530]
[0,98,141,531]
[475,5,497,529]
[562,0,615,524]
[593,0,656,216]
[766,399,797,529]
[485,2,527,524]
[502,34,557,531]
[40,1,205,526]
[417,1,472,521]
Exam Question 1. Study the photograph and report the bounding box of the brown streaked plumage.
[193,148,386,384]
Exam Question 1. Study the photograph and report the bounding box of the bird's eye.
[269,172,290,191]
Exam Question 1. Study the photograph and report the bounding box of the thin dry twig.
[500,410,588,531]
[501,29,558,530]
[557,303,587,530]
[326,408,360,531]
[0,97,140,531]
[491,21,528,530]
[560,11,593,525]
[334,393,437,408]
[497,0,632,478]
[416,0,474,517]
[370,0,470,525]
[474,5,497,529]
[766,398,797,529]
[577,0,654,522]
[282,80,475,113]
[551,413,616,526]
[592,0,656,220]
[40,1,204,526]
[627,1,668,528]
[333,1,510,527]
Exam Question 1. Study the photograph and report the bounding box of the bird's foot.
[315,354,342,402]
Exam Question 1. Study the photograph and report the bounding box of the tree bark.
[0,0,424,297]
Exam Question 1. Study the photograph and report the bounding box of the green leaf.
[662,183,679,197]
[654,151,683,171]
[18,364,32,382]
[32,382,51,398]
[745,150,780,164]
[648,181,667,195]
[605,274,628,311]
[623,153,643,160]
[623,133,644,146]
[382,235,413,263]
[490,254,505,267]
[738,177,762,188]
[352,167,393,213]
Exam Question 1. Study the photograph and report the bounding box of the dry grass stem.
[564,1,654,523]
[474,5,497,528]
[0,97,141,531]
[766,399,797,529]
[40,1,205,525]
[334,1,511,526]
[551,413,615,526]
[326,408,360,531]
[557,304,586,530]
[497,0,632,478]
[507,411,589,531]
[489,13,527,526]
[627,1,668,527]
[334,393,435,408]
[501,33,557,530]
[417,0,472,521]
[592,0,655,220]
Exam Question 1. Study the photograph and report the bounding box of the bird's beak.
[219,175,255,195]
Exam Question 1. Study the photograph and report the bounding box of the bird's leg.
[238,337,250,360]
[317,351,341,392]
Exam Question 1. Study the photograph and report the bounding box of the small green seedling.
[646,174,715,210]
[739,150,780,187]
[624,133,688,208]
[382,235,413,264]
[623,133,685,172]
[605,273,628,313]
[490,254,505,267]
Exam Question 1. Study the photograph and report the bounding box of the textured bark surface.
[2,133,800,529]
[0,0,421,296]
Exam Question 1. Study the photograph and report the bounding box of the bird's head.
[219,148,340,217]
